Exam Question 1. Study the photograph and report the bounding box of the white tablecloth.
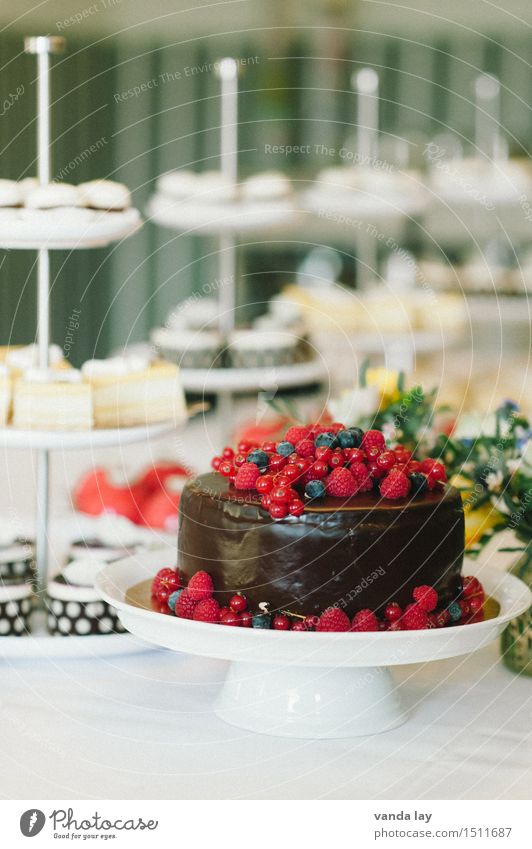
[1,643,531,800]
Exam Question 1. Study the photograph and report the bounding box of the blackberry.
[409,472,428,495]
[305,479,326,500]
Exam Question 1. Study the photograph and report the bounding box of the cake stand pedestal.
[96,548,531,739]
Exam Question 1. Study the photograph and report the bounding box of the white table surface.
[1,643,530,800]
[0,410,530,800]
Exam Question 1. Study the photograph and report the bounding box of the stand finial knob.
[24,36,66,55]
[215,57,240,80]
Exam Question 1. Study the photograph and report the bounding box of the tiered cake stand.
[0,38,185,658]
[147,58,327,443]
[97,546,532,739]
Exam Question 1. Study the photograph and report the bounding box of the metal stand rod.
[474,74,503,162]
[215,59,239,446]
[352,68,380,291]
[24,35,65,593]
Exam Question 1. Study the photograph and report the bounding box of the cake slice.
[12,368,93,430]
[82,356,186,428]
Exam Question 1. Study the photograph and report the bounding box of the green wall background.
[1,28,531,364]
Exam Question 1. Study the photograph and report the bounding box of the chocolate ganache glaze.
[178,473,465,616]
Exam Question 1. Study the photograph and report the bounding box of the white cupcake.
[151,327,224,369]
[227,329,299,368]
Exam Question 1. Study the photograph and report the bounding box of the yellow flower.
[365,368,401,405]
[455,484,503,549]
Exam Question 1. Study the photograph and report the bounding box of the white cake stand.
[96,547,531,740]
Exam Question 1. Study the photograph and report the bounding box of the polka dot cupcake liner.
[0,583,33,636]
[46,579,125,637]
[0,543,36,586]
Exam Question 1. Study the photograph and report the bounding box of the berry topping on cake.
[314,432,337,449]
[187,570,214,601]
[447,601,463,622]
[295,438,316,457]
[234,462,261,490]
[326,467,357,498]
[229,593,247,613]
[409,472,428,495]
[412,585,439,613]
[272,614,291,630]
[277,440,296,457]
[380,470,411,500]
[247,449,270,469]
[316,607,351,632]
[349,461,373,492]
[384,602,402,622]
[193,598,221,623]
[351,609,379,632]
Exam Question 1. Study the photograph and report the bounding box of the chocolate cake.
[178,472,465,617]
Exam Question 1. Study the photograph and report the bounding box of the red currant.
[288,499,305,517]
[269,454,287,473]
[222,446,234,460]
[271,486,292,504]
[469,596,484,615]
[270,502,288,519]
[376,450,397,471]
[256,474,274,494]
[282,463,301,483]
[368,460,386,479]
[462,576,483,599]
[219,460,235,477]
[234,453,247,467]
[272,614,290,630]
[211,456,222,471]
[384,602,402,622]
[458,600,470,618]
[365,446,381,460]
[315,446,333,464]
[220,610,241,626]
[407,460,421,473]
[262,441,277,453]
[303,615,319,630]
[240,611,253,627]
[295,457,312,473]
[229,593,247,613]
[329,450,344,469]
[260,494,272,510]
[345,447,365,464]
[310,460,329,479]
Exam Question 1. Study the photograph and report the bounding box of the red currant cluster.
[151,568,486,632]
[211,423,447,519]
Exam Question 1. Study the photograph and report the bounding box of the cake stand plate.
[0,420,181,450]
[180,359,327,394]
[96,548,532,739]
[301,188,427,221]
[0,610,152,660]
[148,193,298,235]
[0,207,142,249]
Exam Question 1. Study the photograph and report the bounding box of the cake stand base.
[215,661,407,738]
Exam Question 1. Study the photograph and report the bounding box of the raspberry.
[326,467,357,498]
[295,438,315,458]
[462,576,484,599]
[284,426,310,445]
[401,603,429,630]
[412,585,438,613]
[187,570,214,602]
[380,470,411,500]
[234,462,261,490]
[316,607,351,632]
[193,598,221,623]
[349,462,373,492]
[361,429,385,452]
[175,589,197,619]
[222,446,234,460]
[351,609,379,632]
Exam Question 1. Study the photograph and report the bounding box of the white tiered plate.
[0,207,142,249]
[301,186,427,221]
[96,548,531,739]
[0,610,152,660]
[148,193,298,235]
[180,359,327,394]
[0,420,179,451]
